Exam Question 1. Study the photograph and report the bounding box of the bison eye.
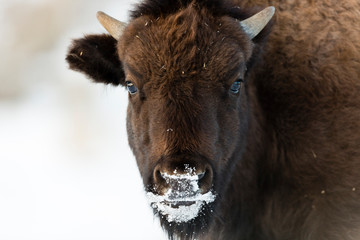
[125,81,138,95]
[230,79,243,94]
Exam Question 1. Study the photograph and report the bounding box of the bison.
[66,0,360,239]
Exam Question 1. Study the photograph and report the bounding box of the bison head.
[66,2,274,239]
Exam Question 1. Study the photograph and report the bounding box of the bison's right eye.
[126,81,138,95]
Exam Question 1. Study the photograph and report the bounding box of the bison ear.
[66,34,125,86]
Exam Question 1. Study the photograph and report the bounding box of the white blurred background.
[0,0,166,239]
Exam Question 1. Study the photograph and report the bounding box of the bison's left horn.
[240,6,275,39]
[96,11,127,40]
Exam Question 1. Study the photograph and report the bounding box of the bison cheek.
[214,103,249,189]
[126,105,164,185]
[126,107,149,179]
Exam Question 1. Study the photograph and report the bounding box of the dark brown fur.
[66,0,360,239]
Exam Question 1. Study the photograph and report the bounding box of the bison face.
[66,4,273,239]
[119,12,262,237]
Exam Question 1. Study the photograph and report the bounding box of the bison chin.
[153,200,217,240]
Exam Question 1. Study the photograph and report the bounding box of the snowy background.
[0,0,166,239]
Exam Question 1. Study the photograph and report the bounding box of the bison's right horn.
[96,11,127,40]
[240,6,275,39]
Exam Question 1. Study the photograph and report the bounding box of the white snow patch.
[146,168,216,223]
[154,198,212,223]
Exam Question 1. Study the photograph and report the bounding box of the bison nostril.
[153,167,166,187]
[197,171,205,180]
[155,169,162,180]
[198,166,213,194]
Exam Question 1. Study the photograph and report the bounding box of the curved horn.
[96,11,127,39]
[240,6,275,39]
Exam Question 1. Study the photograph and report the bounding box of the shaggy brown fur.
[66,0,360,239]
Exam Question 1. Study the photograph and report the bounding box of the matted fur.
[66,0,360,239]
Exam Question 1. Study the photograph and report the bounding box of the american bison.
[66,0,360,239]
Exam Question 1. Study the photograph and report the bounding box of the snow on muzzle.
[146,167,216,223]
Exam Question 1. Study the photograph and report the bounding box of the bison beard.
[156,200,216,240]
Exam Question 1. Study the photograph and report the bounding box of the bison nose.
[153,162,213,195]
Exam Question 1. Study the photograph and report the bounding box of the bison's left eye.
[230,79,243,94]
[126,81,138,95]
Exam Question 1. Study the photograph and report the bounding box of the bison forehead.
[118,6,252,87]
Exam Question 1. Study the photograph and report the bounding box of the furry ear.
[66,34,125,86]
